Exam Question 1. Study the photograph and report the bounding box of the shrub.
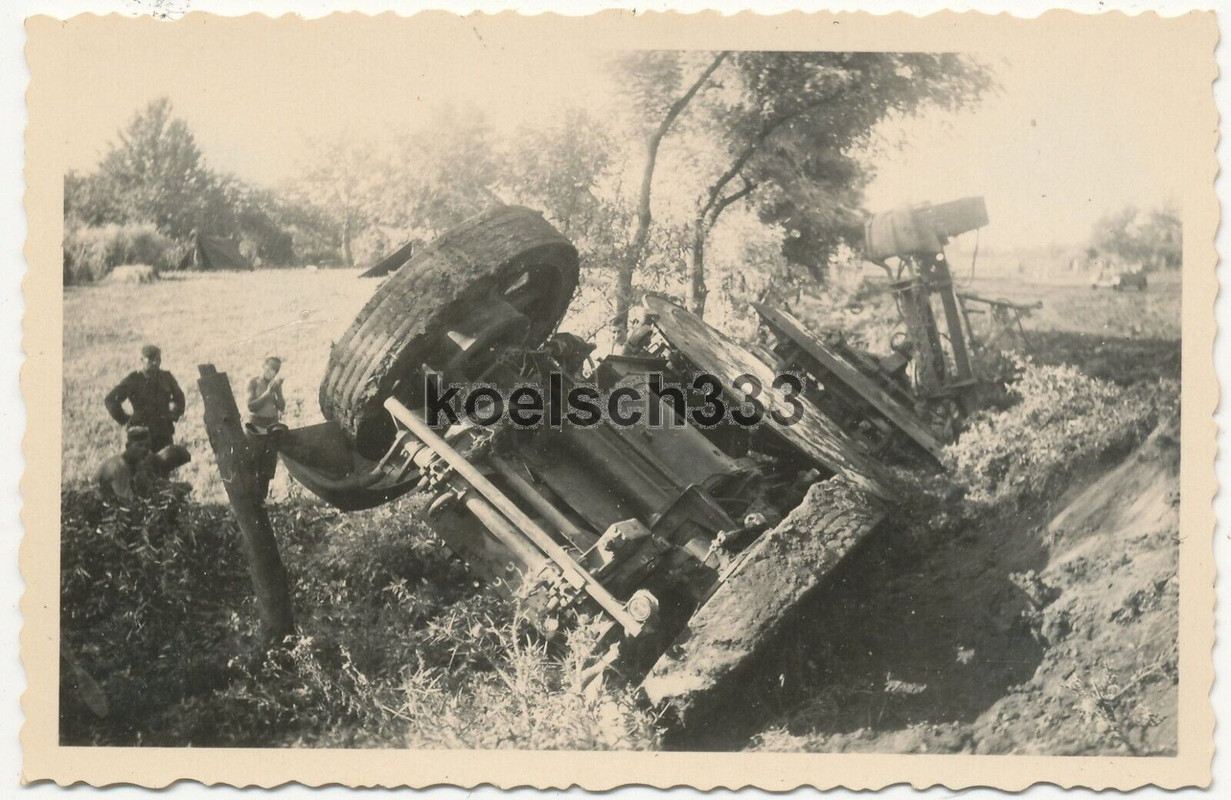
[943,359,1177,510]
[60,490,661,749]
[63,222,181,285]
[388,609,661,750]
[59,486,251,744]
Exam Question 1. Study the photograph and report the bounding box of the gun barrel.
[865,196,988,261]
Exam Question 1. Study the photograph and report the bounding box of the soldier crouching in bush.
[93,425,193,503]
[93,426,155,502]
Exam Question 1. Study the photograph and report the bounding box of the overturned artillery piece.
[211,206,901,724]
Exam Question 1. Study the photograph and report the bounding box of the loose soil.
[730,419,1180,755]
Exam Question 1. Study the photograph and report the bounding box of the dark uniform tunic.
[104,370,186,451]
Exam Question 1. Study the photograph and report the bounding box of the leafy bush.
[943,359,1177,510]
[60,491,660,749]
[59,486,251,744]
[63,222,184,284]
[202,506,658,749]
[389,609,661,750]
[161,598,658,749]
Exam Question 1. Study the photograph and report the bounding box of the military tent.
[180,232,252,271]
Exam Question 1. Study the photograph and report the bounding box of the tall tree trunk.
[342,213,354,267]
[688,181,756,319]
[614,154,657,344]
[682,85,839,318]
[687,214,708,316]
[615,51,728,344]
[613,253,636,343]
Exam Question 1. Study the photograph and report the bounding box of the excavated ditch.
[671,419,1180,754]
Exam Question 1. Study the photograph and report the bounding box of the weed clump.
[943,359,1177,510]
[60,491,660,749]
[63,223,186,285]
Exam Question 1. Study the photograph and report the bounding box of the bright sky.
[57,19,1189,250]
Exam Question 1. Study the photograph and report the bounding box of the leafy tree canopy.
[94,97,221,240]
[1090,204,1181,271]
[712,52,993,285]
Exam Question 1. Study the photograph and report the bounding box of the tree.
[509,109,616,238]
[93,97,221,240]
[378,105,506,240]
[64,169,118,228]
[1090,204,1182,271]
[66,96,372,269]
[508,109,638,339]
[294,137,382,266]
[612,51,728,341]
[223,180,297,266]
[685,52,992,315]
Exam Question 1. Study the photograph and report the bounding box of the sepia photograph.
[21,8,1216,790]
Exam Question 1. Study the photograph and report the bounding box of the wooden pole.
[197,364,295,643]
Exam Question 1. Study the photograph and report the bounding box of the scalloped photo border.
[19,8,1218,790]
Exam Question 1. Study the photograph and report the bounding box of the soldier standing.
[246,356,285,432]
[246,356,286,499]
[104,344,186,451]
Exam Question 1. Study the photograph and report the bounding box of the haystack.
[107,264,159,284]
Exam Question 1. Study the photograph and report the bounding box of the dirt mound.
[747,419,1179,755]
[962,419,1180,755]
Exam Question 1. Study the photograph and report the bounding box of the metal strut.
[382,397,645,637]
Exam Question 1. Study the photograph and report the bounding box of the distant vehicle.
[1092,265,1148,291]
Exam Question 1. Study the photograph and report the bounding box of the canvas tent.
[181,231,252,271]
[360,240,415,278]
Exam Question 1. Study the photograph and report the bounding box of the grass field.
[63,269,375,502]
[962,272,1181,339]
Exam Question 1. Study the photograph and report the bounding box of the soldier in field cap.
[104,343,186,452]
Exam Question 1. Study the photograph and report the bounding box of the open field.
[63,269,374,502]
[60,267,1181,751]
[63,267,1181,500]
[963,272,1180,340]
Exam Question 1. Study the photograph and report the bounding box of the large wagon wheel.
[320,206,579,457]
[641,477,884,728]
